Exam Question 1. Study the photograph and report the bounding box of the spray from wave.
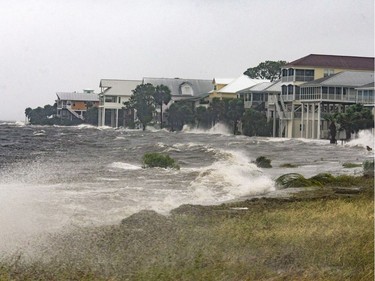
[182,123,231,135]
[186,149,275,203]
[346,129,374,149]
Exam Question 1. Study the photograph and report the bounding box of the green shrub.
[363,160,374,178]
[142,152,180,169]
[309,173,335,185]
[276,173,322,189]
[255,156,272,168]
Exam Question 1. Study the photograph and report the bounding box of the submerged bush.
[275,173,320,189]
[142,152,180,169]
[363,160,374,178]
[255,156,272,168]
[309,173,336,185]
[280,163,298,168]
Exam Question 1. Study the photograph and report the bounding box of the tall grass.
[0,179,373,281]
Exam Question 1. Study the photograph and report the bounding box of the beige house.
[270,54,374,138]
[98,79,141,127]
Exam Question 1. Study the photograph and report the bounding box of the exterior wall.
[71,101,87,110]
[210,92,237,100]
[277,60,374,140]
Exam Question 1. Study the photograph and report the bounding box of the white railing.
[67,108,84,120]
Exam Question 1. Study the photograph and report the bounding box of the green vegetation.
[280,163,298,168]
[276,173,319,188]
[167,102,194,131]
[342,162,362,168]
[363,160,374,178]
[243,60,288,81]
[142,152,180,169]
[0,175,373,280]
[125,83,174,130]
[154,85,172,129]
[324,104,374,140]
[276,171,374,189]
[226,99,244,135]
[25,104,98,126]
[241,108,272,137]
[125,83,156,131]
[255,156,272,168]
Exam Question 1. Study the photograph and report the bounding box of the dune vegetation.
[0,174,373,281]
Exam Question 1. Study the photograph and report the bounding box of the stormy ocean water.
[0,121,373,255]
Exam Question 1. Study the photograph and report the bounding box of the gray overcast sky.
[0,0,374,121]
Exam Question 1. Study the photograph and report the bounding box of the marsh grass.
[0,177,373,281]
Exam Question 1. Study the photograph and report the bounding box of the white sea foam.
[109,162,141,170]
[75,124,97,129]
[188,149,275,203]
[346,130,374,149]
[182,123,232,136]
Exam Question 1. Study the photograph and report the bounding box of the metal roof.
[213,78,235,85]
[356,82,375,89]
[56,92,99,101]
[285,54,374,71]
[301,71,374,87]
[142,77,213,97]
[99,79,142,96]
[265,80,282,92]
[217,75,269,93]
[237,80,281,94]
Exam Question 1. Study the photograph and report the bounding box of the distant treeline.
[25,104,98,126]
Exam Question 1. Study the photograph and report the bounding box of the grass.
[0,177,373,281]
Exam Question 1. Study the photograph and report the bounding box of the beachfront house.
[209,75,269,100]
[56,89,99,121]
[269,54,374,138]
[98,79,141,127]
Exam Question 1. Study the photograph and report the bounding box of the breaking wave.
[187,149,275,203]
[346,130,374,149]
[182,123,231,135]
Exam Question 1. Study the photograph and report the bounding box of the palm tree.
[154,85,171,129]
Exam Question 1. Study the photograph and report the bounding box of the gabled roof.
[217,75,269,93]
[265,80,282,92]
[99,79,141,96]
[238,82,274,93]
[56,92,99,102]
[213,78,235,85]
[142,77,213,97]
[301,71,374,87]
[285,54,374,71]
[238,80,281,93]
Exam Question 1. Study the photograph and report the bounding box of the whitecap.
[182,123,232,136]
[345,130,374,149]
[108,162,141,170]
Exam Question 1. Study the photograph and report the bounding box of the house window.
[105,96,117,102]
[180,83,194,96]
[295,69,314,82]
[324,69,335,77]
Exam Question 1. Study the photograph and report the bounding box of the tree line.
[125,83,272,136]
[25,104,98,126]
